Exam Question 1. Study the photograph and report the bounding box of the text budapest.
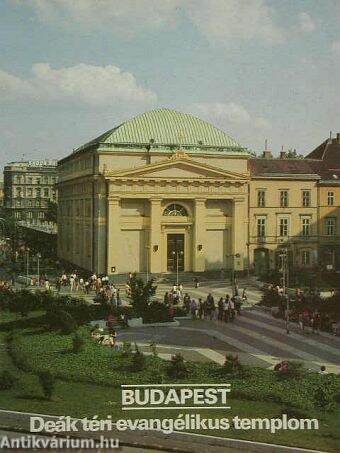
[122,385,231,408]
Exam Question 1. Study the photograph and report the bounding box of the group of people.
[56,271,122,303]
[266,283,339,336]
[163,283,247,322]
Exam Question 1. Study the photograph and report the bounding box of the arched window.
[163,203,188,217]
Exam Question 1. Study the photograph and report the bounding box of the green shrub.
[314,375,338,410]
[0,370,17,390]
[38,371,55,400]
[46,308,76,334]
[142,300,171,324]
[72,332,84,353]
[222,354,243,375]
[167,353,188,379]
[132,350,146,372]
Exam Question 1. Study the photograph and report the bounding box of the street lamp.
[26,247,30,286]
[226,253,240,292]
[279,248,290,334]
[145,245,150,282]
[172,250,184,286]
[36,253,42,283]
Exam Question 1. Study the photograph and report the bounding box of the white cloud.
[298,12,315,32]
[186,0,284,44]
[17,0,284,44]
[331,40,340,56]
[19,0,182,36]
[191,102,270,129]
[0,63,157,105]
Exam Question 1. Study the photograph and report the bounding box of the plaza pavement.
[115,280,340,374]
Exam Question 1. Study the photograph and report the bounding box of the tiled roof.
[249,158,320,176]
[306,138,340,169]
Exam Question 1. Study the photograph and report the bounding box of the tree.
[0,213,22,263]
[38,371,55,400]
[281,149,304,159]
[129,274,157,317]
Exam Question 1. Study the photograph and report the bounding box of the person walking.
[190,298,198,319]
[228,297,235,322]
[312,311,321,334]
[224,294,230,322]
[218,297,224,321]
[198,298,204,319]
[205,293,215,321]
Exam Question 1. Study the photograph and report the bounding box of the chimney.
[263,139,273,159]
[328,131,333,144]
[280,145,286,159]
[337,133,340,144]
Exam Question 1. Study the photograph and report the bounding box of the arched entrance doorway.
[254,248,269,275]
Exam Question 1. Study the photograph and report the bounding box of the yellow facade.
[249,177,319,273]
[58,150,250,275]
[318,183,340,269]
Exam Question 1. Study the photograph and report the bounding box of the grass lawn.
[0,310,339,452]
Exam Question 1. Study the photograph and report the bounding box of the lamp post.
[36,253,42,283]
[172,250,184,286]
[26,247,30,286]
[145,245,150,282]
[279,248,290,334]
[226,253,240,293]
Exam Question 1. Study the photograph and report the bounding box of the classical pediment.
[104,156,249,181]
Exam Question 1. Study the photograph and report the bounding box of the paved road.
[117,305,340,373]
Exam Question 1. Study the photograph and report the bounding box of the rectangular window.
[279,218,289,237]
[257,218,266,237]
[38,212,45,219]
[302,250,310,266]
[280,190,289,207]
[302,218,310,237]
[302,190,311,207]
[14,211,21,219]
[27,211,32,219]
[327,192,334,206]
[325,217,336,236]
[257,190,265,207]
[44,188,49,197]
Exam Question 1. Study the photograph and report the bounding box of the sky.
[0,0,339,172]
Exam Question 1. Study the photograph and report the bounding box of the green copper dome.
[76,108,248,154]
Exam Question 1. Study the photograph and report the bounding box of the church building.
[57,109,250,275]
